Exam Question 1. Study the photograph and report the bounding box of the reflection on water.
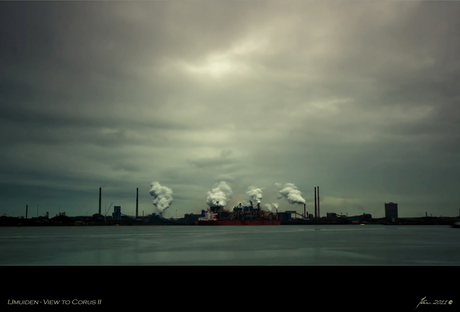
[1,225,460,265]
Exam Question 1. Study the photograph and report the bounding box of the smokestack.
[317,186,320,218]
[99,187,102,215]
[304,203,306,218]
[136,188,139,218]
[26,205,28,219]
[314,187,317,218]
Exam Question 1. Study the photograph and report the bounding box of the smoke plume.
[149,181,173,214]
[276,183,306,205]
[246,186,263,204]
[263,203,279,212]
[206,181,233,208]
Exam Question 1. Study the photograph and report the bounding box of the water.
[1,225,460,265]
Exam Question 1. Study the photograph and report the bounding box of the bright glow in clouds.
[181,37,267,78]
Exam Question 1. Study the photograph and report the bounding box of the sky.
[1,0,460,219]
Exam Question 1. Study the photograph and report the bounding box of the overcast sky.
[1,1,459,218]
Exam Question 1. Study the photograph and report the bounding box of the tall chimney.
[26,205,28,219]
[314,187,317,218]
[304,203,306,218]
[99,187,102,215]
[136,188,139,218]
[317,186,320,218]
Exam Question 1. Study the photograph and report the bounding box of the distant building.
[183,213,201,222]
[347,213,372,222]
[327,212,348,220]
[113,206,121,220]
[277,212,292,222]
[89,213,105,222]
[146,213,163,224]
[50,214,74,223]
[385,202,398,220]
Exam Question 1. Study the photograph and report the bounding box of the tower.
[385,202,398,221]
[98,187,102,215]
[314,187,317,218]
[317,186,320,218]
[136,188,139,218]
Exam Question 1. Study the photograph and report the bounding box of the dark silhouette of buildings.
[113,206,121,220]
[385,202,398,220]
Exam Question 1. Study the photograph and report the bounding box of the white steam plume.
[276,183,306,205]
[246,186,263,204]
[206,181,233,209]
[262,203,279,212]
[149,181,173,214]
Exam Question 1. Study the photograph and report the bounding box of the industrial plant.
[0,184,458,226]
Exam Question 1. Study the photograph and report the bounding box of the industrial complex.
[1,186,458,226]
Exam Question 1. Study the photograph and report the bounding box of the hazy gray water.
[1,225,459,265]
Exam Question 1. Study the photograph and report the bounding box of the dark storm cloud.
[1,1,460,217]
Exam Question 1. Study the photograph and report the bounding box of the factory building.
[113,206,121,220]
[385,202,398,221]
[183,213,202,222]
[277,212,292,222]
[347,213,372,222]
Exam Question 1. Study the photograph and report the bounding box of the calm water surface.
[1,225,459,265]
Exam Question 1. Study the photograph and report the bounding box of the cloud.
[188,150,238,169]
[246,186,263,204]
[0,1,459,218]
[206,181,233,208]
[149,181,173,213]
[277,183,306,205]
